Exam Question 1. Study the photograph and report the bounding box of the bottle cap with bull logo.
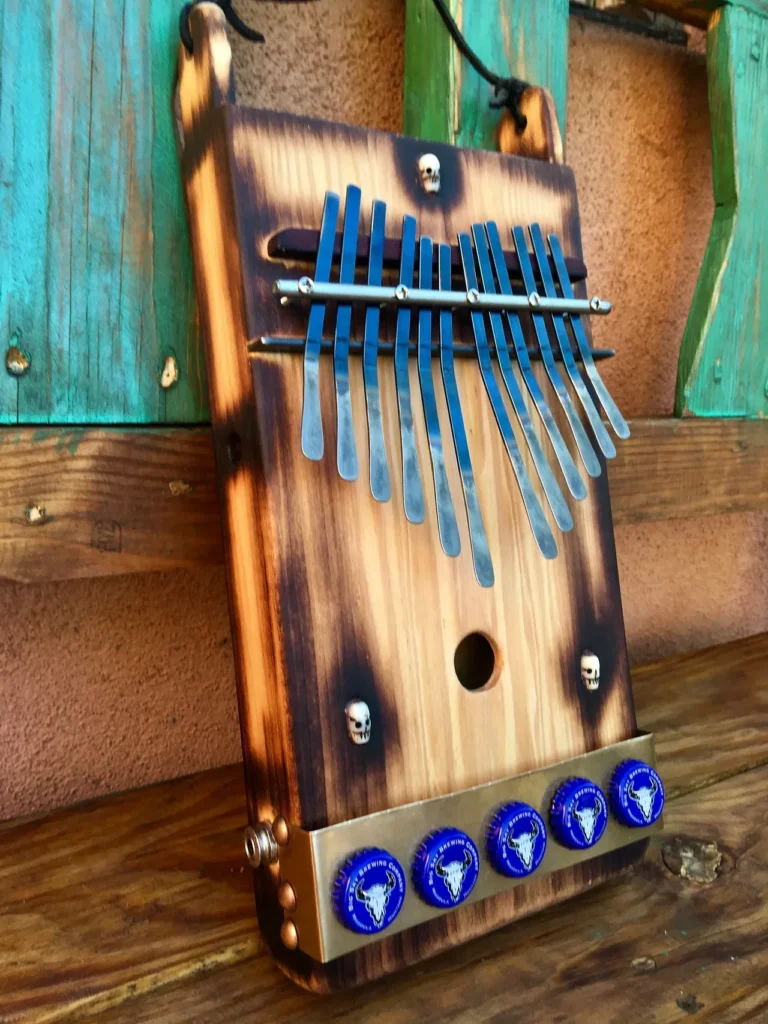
[486,802,548,878]
[412,828,480,908]
[550,777,608,850]
[609,760,665,828]
[332,847,406,934]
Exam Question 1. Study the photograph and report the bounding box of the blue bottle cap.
[610,759,665,828]
[486,802,548,878]
[550,777,608,850]
[412,828,480,908]
[332,847,406,934]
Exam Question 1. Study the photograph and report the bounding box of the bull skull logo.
[435,848,473,902]
[573,797,603,844]
[628,775,659,823]
[506,818,541,870]
[355,869,397,926]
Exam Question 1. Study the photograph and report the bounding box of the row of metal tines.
[290,186,629,587]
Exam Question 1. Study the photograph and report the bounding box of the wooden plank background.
[0,418,766,583]
[0,0,205,425]
[1,633,766,1021]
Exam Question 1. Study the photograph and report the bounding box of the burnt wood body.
[178,5,640,992]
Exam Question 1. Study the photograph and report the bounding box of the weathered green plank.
[676,4,768,417]
[403,0,569,150]
[0,1,204,425]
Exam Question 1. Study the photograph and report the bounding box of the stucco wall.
[1,5,766,822]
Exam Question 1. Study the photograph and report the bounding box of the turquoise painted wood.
[0,1,205,425]
[675,4,768,417]
[403,0,569,151]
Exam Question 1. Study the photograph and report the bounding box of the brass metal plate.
[277,732,661,962]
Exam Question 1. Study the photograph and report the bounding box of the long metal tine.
[548,232,631,439]
[418,237,460,557]
[438,244,494,587]
[485,222,587,501]
[471,225,573,533]
[458,233,557,560]
[363,200,391,501]
[333,186,362,481]
[395,216,425,524]
[301,191,340,460]
[512,225,602,479]
[529,225,616,459]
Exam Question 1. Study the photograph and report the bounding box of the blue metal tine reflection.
[438,244,494,587]
[485,222,587,500]
[363,200,391,501]
[418,237,460,557]
[394,216,425,523]
[471,225,573,532]
[458,233,557,560]
[301,191,340,460]
[334,186,362,481]
[528,224,616,459]
[547,232,630,440]
[512,225,601,479]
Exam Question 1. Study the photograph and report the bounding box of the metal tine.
[548,232,631,440]
[458,233,557,560]
[301,190,340,460]
[363,200,391,502]
[511,225,602,479]
[485,221,587,501]
[333,185,362,481]
[418,237,461,557]
[394,216,425,524]
[528,224,616,460]
[471,225,573,533]
[437,244,494,587]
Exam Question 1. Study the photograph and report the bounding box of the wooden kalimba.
[178,5,664,993]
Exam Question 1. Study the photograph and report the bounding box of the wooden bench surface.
[2,634,768,1022]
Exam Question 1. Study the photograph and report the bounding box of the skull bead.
[417,153,441,194]
[345,699,371,745]
[580,650,600,692]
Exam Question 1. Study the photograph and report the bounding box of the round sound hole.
[454,632,498,691]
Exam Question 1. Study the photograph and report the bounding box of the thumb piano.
[178,4,664,993]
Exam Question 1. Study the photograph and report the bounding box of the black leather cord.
[180,0,265,53]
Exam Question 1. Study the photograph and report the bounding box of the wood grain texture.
[180,6,641,989]
[641,0,768,30]
[403,0,569,153]
[1,417,766,583]
[0,0,204,425]
[675,4,768,418]
[1,633,767,1021]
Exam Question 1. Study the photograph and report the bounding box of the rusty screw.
[6,346,29,377]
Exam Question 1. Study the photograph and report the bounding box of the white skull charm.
[580,650,600,691]
[345,699,371,745]
[417,153,441,194]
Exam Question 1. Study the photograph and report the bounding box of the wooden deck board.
[1,418,767,583]
[0,634,766,1021]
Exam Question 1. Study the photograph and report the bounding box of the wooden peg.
[496,86,564,164]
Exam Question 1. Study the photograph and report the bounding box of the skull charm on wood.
[345,700,371,745]
[417,153,441,194]
[580,650,600,691]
